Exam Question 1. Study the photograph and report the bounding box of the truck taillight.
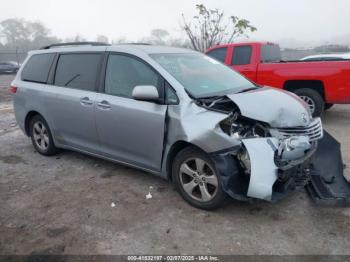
[9,85,17,93]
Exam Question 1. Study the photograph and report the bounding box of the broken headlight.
[219,112,270,138]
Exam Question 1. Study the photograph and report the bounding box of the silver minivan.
[12,42,348,209]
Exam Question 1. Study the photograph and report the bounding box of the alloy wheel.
[32,121,49,151]
[179,158,218,202]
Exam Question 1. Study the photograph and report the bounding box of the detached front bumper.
[211,130,349,205]
[306,131,350,205]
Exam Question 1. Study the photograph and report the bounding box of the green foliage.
[182,4,257,52]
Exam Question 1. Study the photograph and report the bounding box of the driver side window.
[105,54,162,98]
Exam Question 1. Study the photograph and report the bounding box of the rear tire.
[29,115,59,156]
[294,88,324,117]
[172,147,227,210]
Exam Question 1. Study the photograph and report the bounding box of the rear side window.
[54,53,102,91]
[261,45,281,63]
[206,47,227,63]
[232,46,252,65]
[21,53,55,83]
[105,54,162,98]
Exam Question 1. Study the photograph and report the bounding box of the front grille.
[274,118,323,142]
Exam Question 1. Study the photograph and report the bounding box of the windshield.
[150,53,255,98]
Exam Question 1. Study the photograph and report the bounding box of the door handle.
[97,100,111,110]
[80,97,93,106]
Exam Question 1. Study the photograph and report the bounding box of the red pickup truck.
[206,42,350,116]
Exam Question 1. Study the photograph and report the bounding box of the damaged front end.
[198,90,349,205]
[306,132,350,205]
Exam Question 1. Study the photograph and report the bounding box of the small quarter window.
[165,82,178,104]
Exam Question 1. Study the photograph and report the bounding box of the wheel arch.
[283,80,325,100]
[24,111,42,136]
[165,140,207,181]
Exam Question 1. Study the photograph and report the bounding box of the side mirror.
[132,85,159,102]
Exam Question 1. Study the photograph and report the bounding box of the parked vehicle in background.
[206,42,350,117]
[301,53,350,61]
[0,61,20,74]
[11,42,348,210]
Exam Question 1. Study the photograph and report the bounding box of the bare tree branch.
[181,4,257,52]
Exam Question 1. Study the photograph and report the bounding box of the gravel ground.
[0,75,349,255]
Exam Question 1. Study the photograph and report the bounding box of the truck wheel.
[294,88,324,117]
[172,147,227,210]
[325,103,334,111]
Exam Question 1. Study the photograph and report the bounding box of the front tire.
[294,88,324,117]
[172,147,227,210]
[30,115,59,156]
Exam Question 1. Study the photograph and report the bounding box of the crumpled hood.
[227,87,311,127]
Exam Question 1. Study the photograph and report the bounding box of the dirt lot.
[0,74,349,255]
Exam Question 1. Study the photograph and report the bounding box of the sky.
[0,0,350,48]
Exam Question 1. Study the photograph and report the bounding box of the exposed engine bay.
[191,92,349,204]
[197,94,319,166]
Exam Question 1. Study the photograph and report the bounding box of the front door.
[230,45,257,82]
[95,53,167,172]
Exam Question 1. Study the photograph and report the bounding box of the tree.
[27,22,50,41]
[112,37,128,44]
[182,4,257,52]
[96,35,109,43]
[73,34,86,42]
[150,29,169,44]
[167,37,191,48]
[29,22,59,49]
[63,34,86,43]
[0,18,59,50]
[0,18,30,47]
[139,29,170,45]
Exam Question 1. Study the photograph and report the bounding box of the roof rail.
[39,41,110,50]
